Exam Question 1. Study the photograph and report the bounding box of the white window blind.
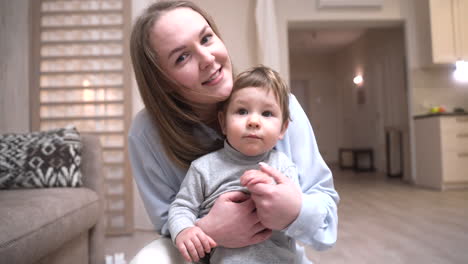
[31,0,133,235]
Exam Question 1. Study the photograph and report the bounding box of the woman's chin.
[211,88,232,103]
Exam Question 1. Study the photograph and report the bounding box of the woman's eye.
[237,108,248,115]
[262,111,273,117]
[175,53,189,64]
[201,34,213,45]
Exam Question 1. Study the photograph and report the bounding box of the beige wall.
[0,0,30,133]
[290,53,340,164]
[412,68,468,115]
[194,0,257,73]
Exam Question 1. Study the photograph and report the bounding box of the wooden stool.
[339,148,375,172]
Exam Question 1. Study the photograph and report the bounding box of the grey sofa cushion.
[0,188,99,264]
[0,126,82,189]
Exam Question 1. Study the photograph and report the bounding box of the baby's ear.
[278,120,289,140]
[218,111,227,135]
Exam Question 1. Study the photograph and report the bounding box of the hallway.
[106,167,468,263]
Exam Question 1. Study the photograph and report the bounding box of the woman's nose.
[198,47,215,70]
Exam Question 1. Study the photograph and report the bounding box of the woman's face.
[149,7,233,106]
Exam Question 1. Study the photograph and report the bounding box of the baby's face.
[219,86,287,156]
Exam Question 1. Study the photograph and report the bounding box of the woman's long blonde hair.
[130,1,225,168]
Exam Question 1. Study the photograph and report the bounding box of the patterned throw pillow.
[0,126,82,189]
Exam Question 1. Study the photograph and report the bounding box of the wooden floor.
[106,168,468,263]
[306,168,468,264]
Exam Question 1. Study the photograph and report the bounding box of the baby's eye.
[201,34,213,45]
[237,108,248,115]
[262,111,273,117]
[175,53,189,64]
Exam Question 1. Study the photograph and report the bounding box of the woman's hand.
[196,191,272,248]
[240,162,302,231]
[175,226,216,262]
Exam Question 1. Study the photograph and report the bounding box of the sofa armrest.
[81,134,104,194]
[80,133,105,264]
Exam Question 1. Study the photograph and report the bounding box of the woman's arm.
[277,94,339,250]
[128,115,178,236]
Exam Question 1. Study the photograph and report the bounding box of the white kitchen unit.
[414,0,468,66]
[414,114,468,190]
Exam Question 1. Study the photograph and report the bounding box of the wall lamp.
[353,75,363,86]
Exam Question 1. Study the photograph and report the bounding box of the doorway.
[288,23,411,181]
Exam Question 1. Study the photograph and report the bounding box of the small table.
[339,148,375,172]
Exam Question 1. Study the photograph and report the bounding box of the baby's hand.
[175,226,217,262]
[240,169,276,188]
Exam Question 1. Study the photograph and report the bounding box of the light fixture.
[353,75,363,86]
[453,60,468,83]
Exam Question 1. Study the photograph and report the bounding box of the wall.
[290,53,340,164]
[194,0,257,73]
[411,68,468,114]
[0,0,30,133]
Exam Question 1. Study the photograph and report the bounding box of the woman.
[128,1,339,262]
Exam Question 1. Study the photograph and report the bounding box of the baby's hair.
[222,65,291,125]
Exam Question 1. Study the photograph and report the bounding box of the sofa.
[0,133,105,264]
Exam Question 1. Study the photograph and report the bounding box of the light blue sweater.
[128,94,339,262]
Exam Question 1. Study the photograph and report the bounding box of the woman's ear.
[278,120,289,140]
[218,111,227,135]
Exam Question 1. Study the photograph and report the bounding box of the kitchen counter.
[414,114,468,190]
[414,112,468,120]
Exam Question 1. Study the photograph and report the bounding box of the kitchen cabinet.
[415,0,468,66]
[414,114,468,190]
[429,0,468,64]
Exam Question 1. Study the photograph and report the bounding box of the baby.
[168,65,299,263]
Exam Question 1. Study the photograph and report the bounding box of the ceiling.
[287,20,402,55]
[288,28,367,55]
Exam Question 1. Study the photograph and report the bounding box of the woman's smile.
[202,67,223,86]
